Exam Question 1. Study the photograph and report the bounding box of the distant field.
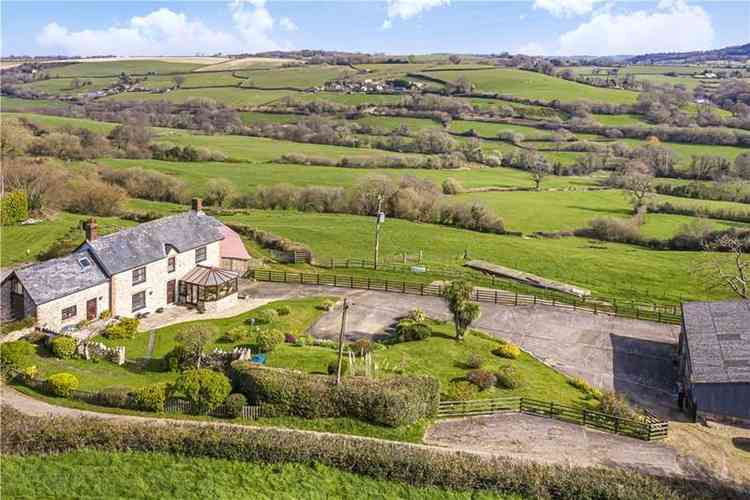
[8,112,119,134]
[0,96,68,111]
[354,115,441,132]
[239,111,302,125]
[104,87,292,107]
[422,68,639,104]
[47,60,207,77]
[17,77,117,95]
[593,114,648,127]
[196,57,300,72]
[219,209,723,301]
[453,190,749,238]
[619,138,748,164]
[139,71,243,89]
[235,65,358,89]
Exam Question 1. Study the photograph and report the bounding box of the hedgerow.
[230,363,439,427]
[0,191,29,225]
[2,406,745,500]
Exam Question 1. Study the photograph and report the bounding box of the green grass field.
[422,68,639,104]
[104,87,293,107]
[2,450,515,499]
[0,96,68,111]
[239,111,302,125]
[17,77,117,95]
[47,59,207,77]
[236,65,358,88]
[220,209,725,301]
[1,213,136,266]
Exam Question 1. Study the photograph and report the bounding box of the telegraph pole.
[335,298,351,385]
[373,195,384,270]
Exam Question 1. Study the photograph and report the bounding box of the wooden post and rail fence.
[437,397,669,441]
[249,269,682,325]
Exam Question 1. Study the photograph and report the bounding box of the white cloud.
[533,0,605,18]
[381,0,450,29]
[279,16,298,32]
[36,1,285,56]
[516,42,546,56]
[558,0,714,56]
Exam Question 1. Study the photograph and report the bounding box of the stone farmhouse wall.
[110,241,220,318]
[36,281,110,332]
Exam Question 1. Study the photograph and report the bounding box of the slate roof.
[682,300,750,384]
[181,266,239,286]
[10,251,108,305]
[84,212,224,275]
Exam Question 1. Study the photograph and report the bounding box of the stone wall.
[77,339,126,365]
[36,281,110,332]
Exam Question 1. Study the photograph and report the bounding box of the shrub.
[174,369,232,414]
[495,366,524,389]
[132,383,168,412]
[231,362,439,427]
[350,338,372,357]
[285,334,297,344]
[50,336,77,359]
[492,341,520,360]
[466,353,484,369]
[394,319,432,342]
[224,393,247,418]
[46,373,79,397]
[94,388,132,408]
[406,308,427,323]
[0,340,35,373]
[466,369,497,390]
[255,309,279,325]
[441,178,464,195]
[0,191,28,225]
[255,329,284,353]
[103,318,139,340]
[164,345,188,372]
[568,377,603,400]
[444,381,479,401]
[221,326,247,343]
[275,305,291,316]
[598,390,637,420]
[99,310,112,320]
[319,299,336,311]
[327,360,349,376]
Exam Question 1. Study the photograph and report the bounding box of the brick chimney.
[83,218,98,241]
[191,197,203,213]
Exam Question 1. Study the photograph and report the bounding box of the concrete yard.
[425,413,686,476]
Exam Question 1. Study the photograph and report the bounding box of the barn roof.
[682,300,750,384]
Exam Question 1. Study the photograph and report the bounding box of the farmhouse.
[677,300,750,424]
[1,199,250,332]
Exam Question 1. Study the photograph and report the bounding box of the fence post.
[283,271,287,283]
[593,302,597,315]
[421,284,424,296]
[495,290,498,304]
[514,292,518,306]
[317,274,320,285]
[582,409,587,426]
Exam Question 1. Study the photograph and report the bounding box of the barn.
[678,300,750,424]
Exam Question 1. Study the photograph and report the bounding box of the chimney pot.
[191,198,203,213]
[84,217,98,241]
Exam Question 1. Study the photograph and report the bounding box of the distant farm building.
[678,300,750,424]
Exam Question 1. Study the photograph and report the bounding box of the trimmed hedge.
[103,318,139,340]
[46,373,79,397]
[231,363,439,427]
[50,337,77,360]
[2,406,745,500]
[173,369,231,414]
[0,191,28,225]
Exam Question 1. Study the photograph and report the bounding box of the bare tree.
[173,75,186,88]
[620,161,654,213]
[529,156,551,191]
[448,55,462,65]
[696,235,749,299]
[204,178,236,207]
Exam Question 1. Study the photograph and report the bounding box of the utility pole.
[335,298,351,385]
[373,195,384,270]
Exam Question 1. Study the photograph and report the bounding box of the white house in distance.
[1,199,251,332]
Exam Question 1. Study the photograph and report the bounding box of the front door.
[86,298,97,320]
[167,280,176,304]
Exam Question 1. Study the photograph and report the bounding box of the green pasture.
[239,111,302,125]
[17,77,117,95]
[0,96,68,111]
[236,65,358,89]
[139,71,243,89]
[421,68,639,104]
[219,210,727,301]
[47,60,206,78]
[104,87,293,107]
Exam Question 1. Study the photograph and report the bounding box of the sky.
[1,1,748,58]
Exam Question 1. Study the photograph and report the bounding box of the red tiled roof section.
[219,224,251,261]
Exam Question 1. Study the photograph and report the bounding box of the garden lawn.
[101,298,332,360]
[1,450,516,499]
